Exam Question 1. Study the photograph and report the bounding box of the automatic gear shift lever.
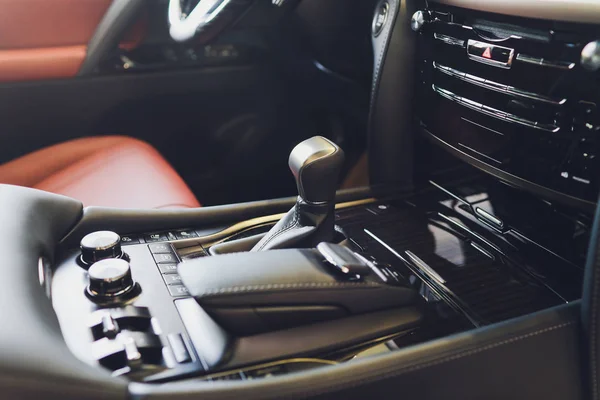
[288,136,345,204]
[251,136,345,251]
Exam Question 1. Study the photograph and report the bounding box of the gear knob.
[288,136,345,204]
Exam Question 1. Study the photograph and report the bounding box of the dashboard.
[415,1,600,211]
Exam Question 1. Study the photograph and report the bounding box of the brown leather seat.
[0,136,200,209]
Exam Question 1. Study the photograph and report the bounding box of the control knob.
[80,231,124,266]
[581,41,600,71]
[411,10,428,32]
[86,258,138,300]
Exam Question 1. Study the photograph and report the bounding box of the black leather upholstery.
[179,248,418,334]
[180,248,416,311]
[250,198,336,251]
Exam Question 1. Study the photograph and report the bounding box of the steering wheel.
[168,0,253,42]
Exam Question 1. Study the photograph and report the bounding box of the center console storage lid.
[178,248,417,312]
[178,248,418,334]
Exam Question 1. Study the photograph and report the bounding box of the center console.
[46,136,587,386]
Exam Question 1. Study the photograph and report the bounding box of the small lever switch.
[317,242,371,279]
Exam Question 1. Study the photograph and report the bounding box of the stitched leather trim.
[198,281,381,298]
[369,0,400,118]
[297,320,577,399]
[255,206,300,251]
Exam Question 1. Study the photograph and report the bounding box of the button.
[120,235,140,245]
[213,372,244,381]
[168,285,190,297]
[175,230,198,240]
[167,232,178,241]
[167,334,191,363]
[158,263,178,274]
[163,274,184,285]
[149,243,173,254]
[373,1,390,36]
[410,9,426,32]
[145,233,168,243]
[153,253,178,264]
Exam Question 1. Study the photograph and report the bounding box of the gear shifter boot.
[252,136,344,251]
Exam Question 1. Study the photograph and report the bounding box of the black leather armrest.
[178,249,417,334]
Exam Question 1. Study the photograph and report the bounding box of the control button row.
[119,229,201,245]
[433,62,566,105]
[432,84,560,133]
[145,229,199,243]
[148,244,190,297]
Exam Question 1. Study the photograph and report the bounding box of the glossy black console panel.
[337,185,583,328]
[416,4,600,209]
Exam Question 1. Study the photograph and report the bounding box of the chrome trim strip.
[470,241,495,260]
[516,53,575,70]
[475,207,504,228]
[432,84,560,133]
[430,0,600,25]
[433,33,465,47]
[405,251,447,284]
[467,39,514,69]
[433,62,567,105]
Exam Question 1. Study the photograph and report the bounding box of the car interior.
[2,0,600,399]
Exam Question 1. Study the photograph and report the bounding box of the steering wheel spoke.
[169,0,242,42]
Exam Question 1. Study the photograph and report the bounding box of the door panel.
[0,0,373,205]
[0,0,145,82]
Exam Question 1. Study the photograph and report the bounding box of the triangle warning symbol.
[482,47,492,59]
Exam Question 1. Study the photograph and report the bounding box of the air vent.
[416,4,600,206]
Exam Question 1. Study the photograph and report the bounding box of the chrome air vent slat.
[433,62,567,105]
[432,84,560,133]
[433,33,465,47]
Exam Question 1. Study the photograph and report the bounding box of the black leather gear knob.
[288,136,345,204]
